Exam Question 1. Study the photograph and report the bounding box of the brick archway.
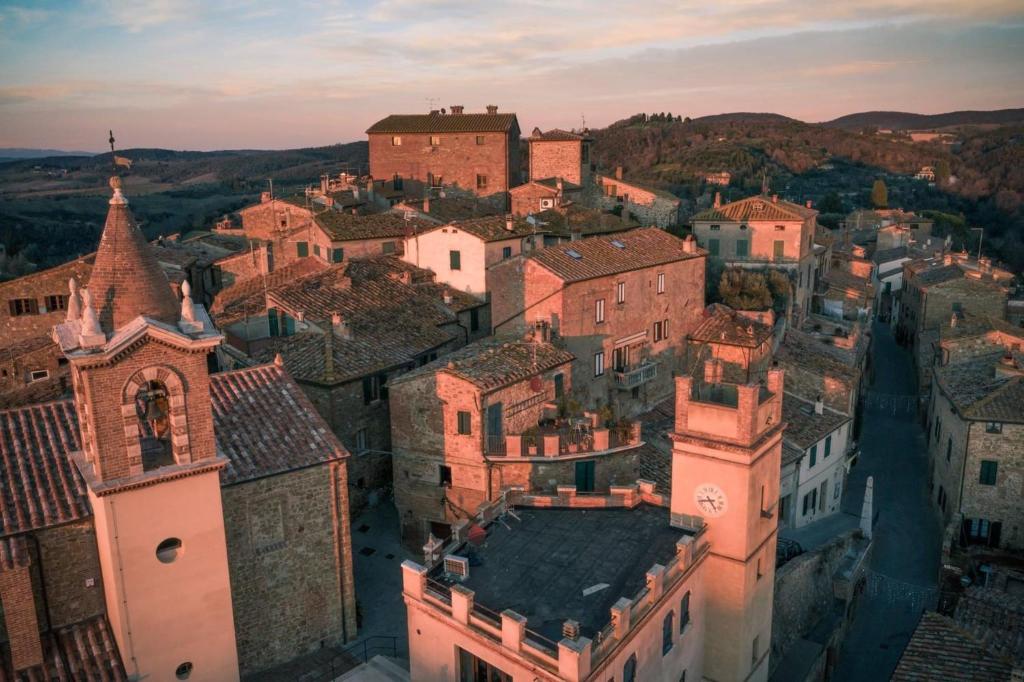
[121,366,189,475]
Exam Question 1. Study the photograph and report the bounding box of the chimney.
[806,200,812,209]
[562,620,581,641]
[0,542,45,673]
[486,105,498,115]
[334,314,353,340]
[260,191,272,203]
[772,194,779,204]
[505,215,514,232]
[943,253,953,266]
[615,166,623,181]
[950,313,958,328]
[682,234,697,254]
[713,192,722,209]
[443,291,453,305]
[423,196,430,214]
[556,177,564,195]
[321,174,329,194]
[814,395,824,415]
[451,105,464,115]
[352,184,360,200]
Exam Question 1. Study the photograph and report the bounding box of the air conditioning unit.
[444,555,469,581]
[540,198,555,209]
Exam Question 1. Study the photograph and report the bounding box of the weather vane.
[109,130,117,172]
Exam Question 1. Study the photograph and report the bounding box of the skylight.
[566,249,582,260]
[611,240,626,249]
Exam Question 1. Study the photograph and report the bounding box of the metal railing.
[344,636,399,664]
[613,361,658,389]
[485,434,506,455]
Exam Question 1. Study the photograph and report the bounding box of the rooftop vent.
[611,240,626,249]
[562,620,581,640]
[566,249,582,260]
[444,555,469,581]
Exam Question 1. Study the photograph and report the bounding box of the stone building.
[526,128,593,187]
[403,216,548,297]
[0,177,358,680]
[399,366,785,682]
[0,257,94,340]
[390,337,648,547]
[366,107,521,198]
[926,352,1024,550]
[310,211,435,262]
[508,177,582,218]
[0,335,69,409]
[774,328,864,418]
[683,304,775,384]
[594,168,682,229]
[691,194,820,323]
[490,228,706,418]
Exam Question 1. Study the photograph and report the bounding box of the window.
[980,460,998,486]
[938,485,946,509]
[430,135,440,146]
[809,444,817,467]
[934,418,941,440]
[773,240,785,261]
[774,224,786,231]
[757,556,763,579]
[752,635,760,667]
[475,135,485,145]
[296,241,309,258]
[457,647,510,682]
[654,321,663,342]
[663,318,669,339]
[500,245,513,260]
[946,437,952,462]
[383,241,397,255]
[986,422,1003,434]
[709,224,721,231]
[332,248,344,263]
[736,240,749,258]
[355,428,368,453]
[680,591,691,631]
[450,250,461,270]
[594,351,605,377]
[476,175,488,190]
[662,612,674,654]
[362,375,387,404]
[28,369,49,382]
[156,537,182,564]
[616,282,625,304]
[554,373,564,399]
[136,380,173,470]
[708,238,720,256]
[802,488,817,516]
[623,654,637,682]
[391,136,401,146]
[657,272,665,294]
[595,299,605,324]
[440,465,453,487]
[457,411,472,435]
[824,435,832,458]
[44,294,67,312]
[313,244,321,258]
[8,298,39,316]
[581,143,590,163]
[470,307,480,332]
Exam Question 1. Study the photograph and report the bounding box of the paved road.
[832,322,942,681]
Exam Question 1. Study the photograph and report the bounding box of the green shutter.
[332,248,344,263]
[297,241,309,257]
[267,308,279,337]
[708,239,720,256]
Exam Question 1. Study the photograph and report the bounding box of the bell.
[141,396,166,423]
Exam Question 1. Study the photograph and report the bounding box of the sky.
[0,0,1022,151]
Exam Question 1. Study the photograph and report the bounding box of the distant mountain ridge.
[822,108,1024,131]
[0,148,97,162]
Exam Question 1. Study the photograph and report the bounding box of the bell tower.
[55,177,239,681]
[670,365,785,682]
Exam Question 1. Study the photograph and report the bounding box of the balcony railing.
[613,361,658,390]
[486,419,641,458]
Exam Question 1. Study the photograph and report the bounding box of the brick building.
[926,353,1024,550]
[390,337,647,547]
[683,304,774,384]
[527,128,593,186]
[594,168,682,229]
[691,194,820,323]
[399,367,785,682]
[508,177,582,218]
[490,228,706,418]
[366,106,521,198]
[0,257,94,340]
[0,177,358,680]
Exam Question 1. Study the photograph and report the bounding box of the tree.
[718,268,773,311]
[819,191,843,214]
[871,179,888,208]
[683,116,692,124]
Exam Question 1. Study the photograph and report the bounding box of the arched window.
[623,653,637,682]
[136,379,173,470]
[663,611,674,654]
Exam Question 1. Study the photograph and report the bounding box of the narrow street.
[832,322,942,681]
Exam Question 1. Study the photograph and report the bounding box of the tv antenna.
[425,97,439,112]
[580,113,586,131]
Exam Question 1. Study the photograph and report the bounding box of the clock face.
[694,483,728,517]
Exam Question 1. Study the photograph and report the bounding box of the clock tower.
[670,364,785,682]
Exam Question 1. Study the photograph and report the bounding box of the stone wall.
[369,129,518,196]
[0,341,68,404]
[0,258,94,342]
[215,245,270,290]
[926,377,971,528]
[529,140,584,185]
[771,530,861,671]
[961,420,1024,549]
[509,182,558,217]
[222,462,356,676]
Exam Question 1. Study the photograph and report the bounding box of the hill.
[0,148,97,163]
[823,108,1024,131]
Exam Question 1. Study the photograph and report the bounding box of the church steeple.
[88,176,179,332]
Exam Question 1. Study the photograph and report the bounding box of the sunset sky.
[1,0,1022,151]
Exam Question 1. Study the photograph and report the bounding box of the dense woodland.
[1,111,1022,279]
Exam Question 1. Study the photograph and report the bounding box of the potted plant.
[524,427,539,456]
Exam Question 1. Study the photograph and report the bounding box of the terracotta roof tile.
[0,536,29,571]
[438,215,548,243]
[367,113,518,134]
[954,585,1024,667]
[394,338,574,391]
[210,363,348,485]
[690,305,773,348]
[314,212,433,242]
[0,614,127,682]
[528,128,591,142]
[892,611,1012,681]
[0,399,89,536]
[935,359,1024,423]
[529,228,700,283]
[397,197,502,224]
[781,393,851,450]
[691,195,816,222]
[531,206,639,237]
[210,259,329,326]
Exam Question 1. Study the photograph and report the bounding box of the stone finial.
[177,280,202,333]
[78,289,105,348]
[65,277,81,322]
[860,476,874,539]
[273,352,284,367]
[109,176,127,206]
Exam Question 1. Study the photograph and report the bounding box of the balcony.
[613,361,658,390]
[485,419,641,458]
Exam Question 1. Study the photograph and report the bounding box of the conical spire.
[88,176,179,331]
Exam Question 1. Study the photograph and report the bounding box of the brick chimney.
[615,166,624,181]
[713,192,722,209]
[772,194,779,204]
[806,200,812,209]
[486,105,498,115]
[451,105,464,115]
[423,196,430,214]
[682,234,697,253]
[0,540,44,673]
[814,395,823,415]
[260,191,272,203]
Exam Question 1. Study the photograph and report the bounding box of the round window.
[156,538,183,564]
[175,661,193,679]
